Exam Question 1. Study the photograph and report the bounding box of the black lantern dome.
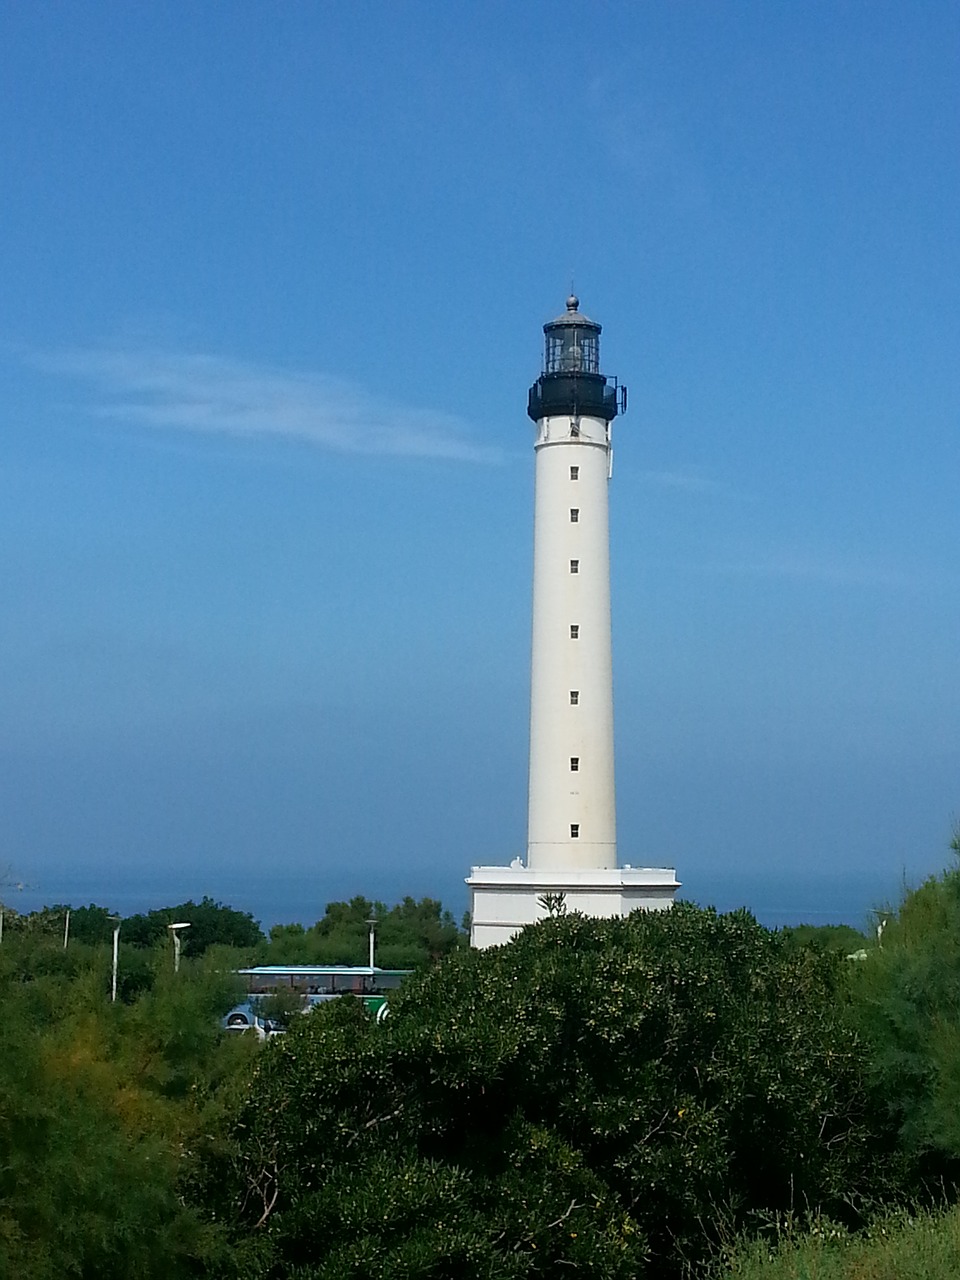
[527,295,624,423]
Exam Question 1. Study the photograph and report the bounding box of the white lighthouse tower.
[467,297,679,948]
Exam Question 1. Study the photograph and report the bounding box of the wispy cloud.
[29,347,500,463]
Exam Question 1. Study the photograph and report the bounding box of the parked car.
[221,1001,285,1039]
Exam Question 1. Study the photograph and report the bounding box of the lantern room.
[527,295,625,424]
[544,295,601,374]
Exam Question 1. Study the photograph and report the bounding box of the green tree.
[206,904,889,1278]
[0,932,248,1278]
[261,894,465,968]
[123,896,264,957]
[780,922,869,958]
[847,840,960,1184]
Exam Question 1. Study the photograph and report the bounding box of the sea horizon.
[3,863,914,937]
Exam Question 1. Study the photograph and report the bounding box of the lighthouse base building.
[467,864,680,950]
[466,297,678,949]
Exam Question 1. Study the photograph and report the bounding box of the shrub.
[847,848,960,1186]
[208,904,892,1277]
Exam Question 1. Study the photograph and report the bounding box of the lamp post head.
[168,922,190,973]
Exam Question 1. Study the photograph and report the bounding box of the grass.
[719,1204,960,1279]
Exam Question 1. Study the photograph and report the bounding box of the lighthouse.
[526,296,619,872]
[467,297,679,948]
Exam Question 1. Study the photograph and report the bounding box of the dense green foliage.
[6,859,960,1279]
[261,895,465,968]
[719,842,960,1276]
[847,846,960,1181]
[2,896,265,956]
[123,897,265,955]
[0,933,249,1278]
[204,903,887,1278]
[0,891,465,1277]
[3,892,465,969]
[780,922,868,958]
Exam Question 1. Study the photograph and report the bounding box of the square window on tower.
[570,559,579,573]
[570,465,579,480]
[570,757,579,771]
[570,824,580,838]
[570,508,579,522]
[570,690,579,704]
[570,624,579,639]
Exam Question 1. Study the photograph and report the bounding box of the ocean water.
[679,870,903,933]
[4,864,908,936]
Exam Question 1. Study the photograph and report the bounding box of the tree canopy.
[847,841,960,1181]
[0,933,249,1279]
[262,894,465,968]
[123,896,265,956]
[205,902,891,1278]
[6,865,960,1278]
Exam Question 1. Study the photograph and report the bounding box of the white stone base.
[465,862,681,949]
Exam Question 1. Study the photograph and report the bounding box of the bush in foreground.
[206,903,894,1278]
[0,943,249,1279]
[846,845,960,1189]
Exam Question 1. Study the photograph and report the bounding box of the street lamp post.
[365,916,377,971]
[109,916,121,1003]
[168,922,192,973]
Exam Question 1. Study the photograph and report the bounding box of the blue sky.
[2,2,958,928]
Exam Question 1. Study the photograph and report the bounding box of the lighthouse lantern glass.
[545,326,600,375]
